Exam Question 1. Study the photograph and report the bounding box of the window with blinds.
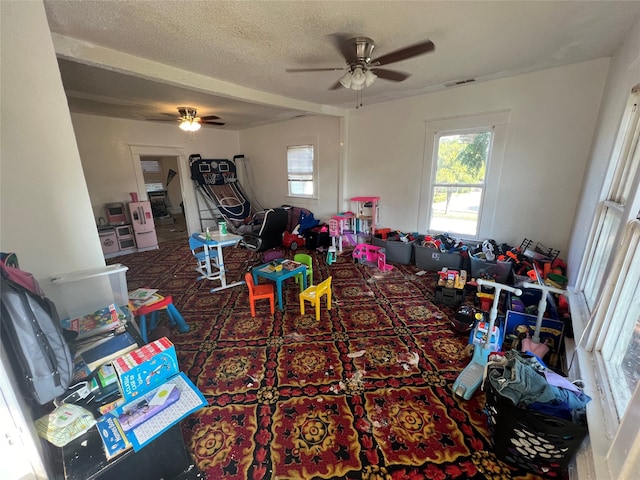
[287,145,315,197]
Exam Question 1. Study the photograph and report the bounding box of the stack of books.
[61,303,127,342]
[128,288,162,310]
[79,332,139,371]
[95,338,207,458]
[64,304,139,403]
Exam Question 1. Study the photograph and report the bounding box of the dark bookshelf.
[57,323,203,480]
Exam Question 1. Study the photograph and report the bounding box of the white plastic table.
[195,232,245,292]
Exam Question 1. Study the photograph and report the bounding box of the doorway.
[130,145,196,243]
[139,155,187,243]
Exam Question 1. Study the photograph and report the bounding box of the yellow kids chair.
[299,276,332,321]
[294,253,313,291]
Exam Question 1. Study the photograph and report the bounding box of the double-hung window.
[421,110,508,240]
[429,129,492,237]
[575,87,640,478]
[287,144,316,198]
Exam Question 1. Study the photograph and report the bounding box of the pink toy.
[330,213,356,253]
[352,244,393,271]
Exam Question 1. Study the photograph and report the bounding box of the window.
[580,90,640,415]
[580,92,640,309]
[287,144,315,197]
[428,129,492,236]
[141,160,165,192]
[575,87,640,478]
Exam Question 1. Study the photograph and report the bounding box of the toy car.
[282,231,305,251]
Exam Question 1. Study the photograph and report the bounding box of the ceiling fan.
[153,107,225,131]
[286,35,435,91]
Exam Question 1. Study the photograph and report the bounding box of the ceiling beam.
[51,33,346,118]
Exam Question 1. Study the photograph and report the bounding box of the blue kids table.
[252,259,308,311]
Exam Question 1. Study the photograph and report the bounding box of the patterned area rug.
[108,239,549,480]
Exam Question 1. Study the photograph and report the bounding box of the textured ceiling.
[43,1,640,130]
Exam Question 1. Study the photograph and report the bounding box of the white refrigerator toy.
[129,201,158,250]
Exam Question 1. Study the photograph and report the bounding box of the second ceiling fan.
[155,107,225,131]
[286,35,435,91]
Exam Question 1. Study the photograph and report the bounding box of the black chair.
[241,208,289,252]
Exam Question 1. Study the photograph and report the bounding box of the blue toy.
[453,279,522,400]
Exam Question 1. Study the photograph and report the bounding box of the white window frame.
[572,87,640,480]
[419,110,510,241]
[285,136,318,200]
[578,90,640,309]
[428,128,493,237]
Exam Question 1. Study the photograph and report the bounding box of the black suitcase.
[0,265,74,405]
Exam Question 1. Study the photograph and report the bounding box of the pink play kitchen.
[98,198,158,258]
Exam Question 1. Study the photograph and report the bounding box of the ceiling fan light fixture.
[364,69,377,87]
[351,67,366,88]
[180,119,201,131]
[177,106,201,132]
[339,71,352,89]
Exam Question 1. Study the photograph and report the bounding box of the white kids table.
[196,231,245,292]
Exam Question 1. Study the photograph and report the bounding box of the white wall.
[70,113,240,233]
[239,115,342,221]
[68,60,612,265]
[346,59,609,255]
[0,3,92,478]
[566,20,640,282]
[0,3,105,286]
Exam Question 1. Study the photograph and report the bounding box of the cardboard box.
[112,337,179,401]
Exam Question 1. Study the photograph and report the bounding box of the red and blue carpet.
[109,239,550,480]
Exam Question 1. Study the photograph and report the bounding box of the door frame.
[129,145,197,235]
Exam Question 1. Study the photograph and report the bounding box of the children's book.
[60,304,126,341]
[71,357,92,383]
[117,382,181,431]
[109,372,206,451]
[128,288,159,302]
[80,332,139,371]
[97,363,118,386]
[95,414,132,460]
[281,259,302,271]
[112,337,179,401]
[128,288,162,309]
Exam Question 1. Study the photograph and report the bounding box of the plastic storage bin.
[372,237,415,264]
[469,255,512,283]
[51,264,129,319]
[484,377,588,476]
[414,244,463,271]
